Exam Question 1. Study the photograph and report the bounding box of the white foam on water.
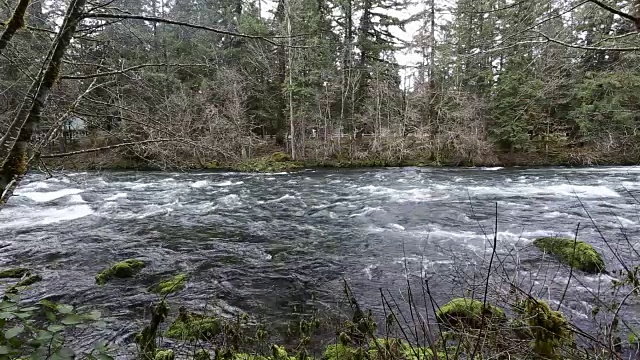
[0,204,94,229]
[349,207,384,218]
[469,184,620,198]
[217,194,242,207]
[130,183,152,190]
[17,188,84,203]
[479,167,504,171]
[387,223,405,231]
[363,264,379,280]
[264,194,298,203]
[191,180,209,188]
[357,185,434,202]
[543,211,568,218]
[105,193,128,201]
[213,180,244,187]
[21,181,50,190]
[66,195,86,204]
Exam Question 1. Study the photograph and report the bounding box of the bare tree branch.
[83,13,300,47]
[40,138,183,158]
[532,30,640,51]
[586,0,640,28]
[60,63,209,80]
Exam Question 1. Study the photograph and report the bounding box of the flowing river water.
[1,167,640,352]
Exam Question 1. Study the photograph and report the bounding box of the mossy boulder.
[165,310,221,341]
[155,349,175,360]
[95,259,145,285]
[515,298,573,357]
[436,298,505,329]
[0,268,30,279]
[6,274,43,294]
[533,237,605,273]
[149,274,187,295]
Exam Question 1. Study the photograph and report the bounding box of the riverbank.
[41,144,640,172]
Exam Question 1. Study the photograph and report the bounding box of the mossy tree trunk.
[0,0,87,204]
[0,0,31,57]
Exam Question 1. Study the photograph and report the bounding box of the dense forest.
[1,0,640,175]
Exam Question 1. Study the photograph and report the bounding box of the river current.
[1,167,639,350]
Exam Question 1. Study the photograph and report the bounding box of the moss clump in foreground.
[154,349,175,360]
[165,310,221,341]
[149,274,187,295]
[0,267,30,279]
[533,237,605,273]
[95,259,145,285]
[436,298,505,329]
[515,298,573,357]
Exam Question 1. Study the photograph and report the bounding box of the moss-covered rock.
[516,298,573,357]
[368,338,441,360]
[436,298,505,329]
[533,237,605,273]
[234,354,267,360]
[0,268,30,279]
[95,259,145,285]
[165,310,221,341]
[149,274,187,295]
[155,349,175,360]
[6,274,43,294]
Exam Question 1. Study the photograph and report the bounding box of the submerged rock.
[436,298,505,329]
[0,267,30,279]
[95,259,145,285]
[165,309,221,341]
[533,237,605,273]
[149,274,187,295]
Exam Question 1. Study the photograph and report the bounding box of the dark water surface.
[1,167,640,351]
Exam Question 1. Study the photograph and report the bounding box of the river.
[1,166,639,352]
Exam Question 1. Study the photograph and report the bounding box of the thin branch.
[82,13,302,47]
[533,30,640,51]
[40,138,183,158]
[60,63,209,80]
[586,0,639,25]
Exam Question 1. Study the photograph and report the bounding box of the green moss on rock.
[0,267,30,279]
[95,259,145,285]
[517,298,573,357]
[165,311,221,341]
[155,349,175,360]
[533,237,605,273]
[436,298,505,329]
[149,274,187,295]
[6,274,43,294]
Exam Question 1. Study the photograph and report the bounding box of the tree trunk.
[0,0,87,202]
[0,0,31,57]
